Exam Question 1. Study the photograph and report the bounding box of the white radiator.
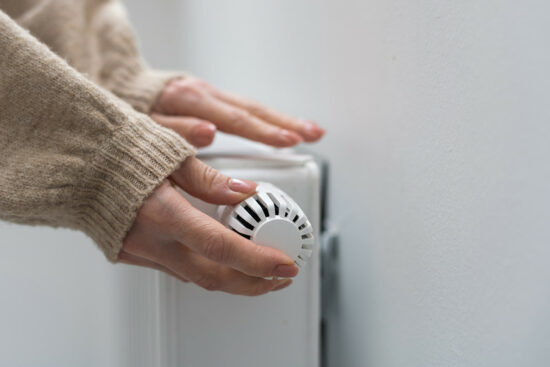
[116,146,321,367]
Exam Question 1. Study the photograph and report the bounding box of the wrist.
[77,114,196,261]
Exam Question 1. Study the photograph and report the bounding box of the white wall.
[123,0,185,70]
[121,1,550,366]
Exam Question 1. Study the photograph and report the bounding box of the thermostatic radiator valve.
[217,182,315,268]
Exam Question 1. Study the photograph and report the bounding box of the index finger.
[208,88,325,142]
[174,203,299,278]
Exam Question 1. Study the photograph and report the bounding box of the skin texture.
[151,77,325,147]
[120,78,325,295]
[121,158,297,296]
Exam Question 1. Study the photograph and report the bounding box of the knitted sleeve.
[90,0,184,114]
[0,10,196,261]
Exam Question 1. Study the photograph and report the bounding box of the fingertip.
[276,129,303,147]
[228,178,257,194]
[191,122,217,147]
[217,178,257,205]
[299,120,325,142]
[273,263,299,278]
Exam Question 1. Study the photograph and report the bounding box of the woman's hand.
[151,77,325,147]
[119,157,298,296]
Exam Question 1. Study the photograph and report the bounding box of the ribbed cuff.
[109,68,184,114]
[77,114,196,262]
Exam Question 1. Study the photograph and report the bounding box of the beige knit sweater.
[0,0,196,261]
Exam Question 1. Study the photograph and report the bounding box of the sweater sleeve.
[90,0,185,114]
[0,10,196,261]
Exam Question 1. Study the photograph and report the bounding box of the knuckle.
[189,78,209,89]
[200,164,220,190]
[203,231,231,263]
[227,109,250,128]
[172,79,204,103]
[248,104,267,119]
[252,244,273,277]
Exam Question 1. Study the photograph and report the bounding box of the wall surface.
[123,0,550,366]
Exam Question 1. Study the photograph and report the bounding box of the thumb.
[171,156,257,205]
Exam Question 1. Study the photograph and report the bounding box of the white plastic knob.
[217,182,314,268]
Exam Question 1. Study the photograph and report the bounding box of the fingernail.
[202,122,217,133]
[278,129,303,146]
[228,178,257,193]
[272,279,293,291]
[273,264,299,278]
[300,120,325,141]
[192,123,216,147]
